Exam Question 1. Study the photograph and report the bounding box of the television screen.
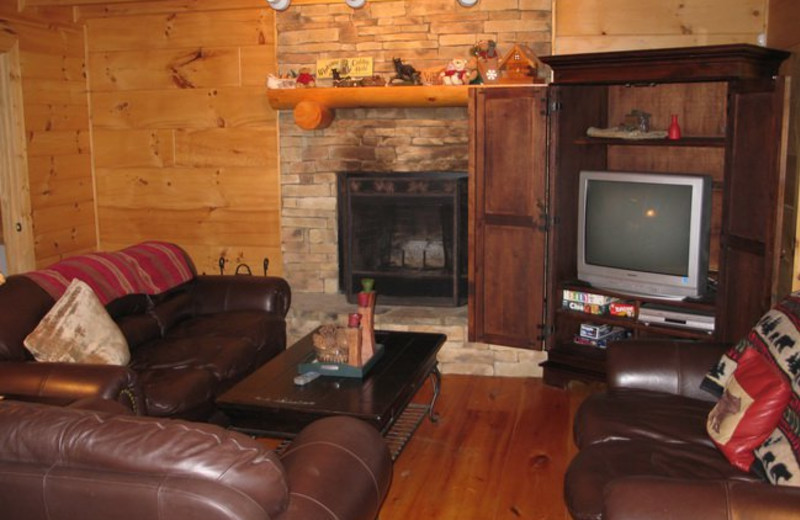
[585,181,692,276]
[577,170,712,300]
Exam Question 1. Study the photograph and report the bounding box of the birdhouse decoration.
[470,40,500,85]
[498,43,542,84]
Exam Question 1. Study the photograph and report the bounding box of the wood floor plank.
[379,375,594,520]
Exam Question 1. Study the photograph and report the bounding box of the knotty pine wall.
[554,0,768,54]
[80,0,281,276]
[0,4,95,269]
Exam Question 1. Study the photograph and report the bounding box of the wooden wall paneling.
[0,45,36,273]
[554,0,767,54]
[607,83,728,137]
[90,87,274,129]
[88,47,243,91]
[86,10,273,52]
[86,3,281,276]
[92,129,175,168]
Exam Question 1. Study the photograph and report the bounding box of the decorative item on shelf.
[470,40,500,84]
[668,114,682,140]
[316,57,373,82]
[359,74,386,87]
[498,43,542,84]
[586,126,668,140]
[389,57,422,86]
[332,68,360,88]
[440,58,470,85]
[622,109,651,132]
[266,72,297,89]
[420,66,445,86]
[295,67,316,88]
[357,278,377,362]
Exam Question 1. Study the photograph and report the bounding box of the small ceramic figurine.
[389,57,422,85]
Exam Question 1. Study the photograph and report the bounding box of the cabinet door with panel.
[468,87,548,349]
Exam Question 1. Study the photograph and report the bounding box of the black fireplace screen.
[338,172,468,306]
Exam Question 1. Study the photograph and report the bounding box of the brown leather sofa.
[0,399,392,520]
[565,339,800,520]
[0,246,290,421]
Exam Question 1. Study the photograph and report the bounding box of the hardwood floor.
[379,375,594,520]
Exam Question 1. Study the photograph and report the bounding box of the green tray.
[298,344,384,379]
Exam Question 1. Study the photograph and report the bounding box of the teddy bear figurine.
[296,67,316,88]
[440,58,469,86]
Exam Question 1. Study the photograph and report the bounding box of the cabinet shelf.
[574,136,726,147]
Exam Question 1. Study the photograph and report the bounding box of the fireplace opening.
[338,172,468,307]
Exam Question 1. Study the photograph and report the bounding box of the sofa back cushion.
[0,277,54,361]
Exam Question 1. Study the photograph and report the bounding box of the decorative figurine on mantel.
[389,57,422,85]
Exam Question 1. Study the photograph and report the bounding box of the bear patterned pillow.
[703,292,800,486]
[706,347,792,472]
[24,278,130,365]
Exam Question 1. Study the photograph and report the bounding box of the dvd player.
[637,303,715,333]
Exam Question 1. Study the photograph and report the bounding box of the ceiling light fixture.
[345,0,367,8]
[266,0,291,11]
[457,0,479,6]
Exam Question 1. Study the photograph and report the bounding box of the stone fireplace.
[338,171,468,307]
[274,0,552,376]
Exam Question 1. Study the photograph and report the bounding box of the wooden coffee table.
[217,329,445,438]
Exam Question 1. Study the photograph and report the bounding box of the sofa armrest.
[605,477,800,520]
[607,339,730,401]
[192,275,291,317]
[278,416,393,520]
[0,361,143,414]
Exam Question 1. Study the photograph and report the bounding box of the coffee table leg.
[428,365,442,423]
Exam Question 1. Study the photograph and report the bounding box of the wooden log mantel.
[267,85,470,130]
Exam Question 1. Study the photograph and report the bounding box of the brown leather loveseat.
[0,242,290,421]
[0,400,392,520]
[564,339,800,520]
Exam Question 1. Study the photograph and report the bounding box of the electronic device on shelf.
[576,170,713,301]
[637,303,715,333]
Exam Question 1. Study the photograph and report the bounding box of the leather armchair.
[0,400,392,520]
[565,339,800,520]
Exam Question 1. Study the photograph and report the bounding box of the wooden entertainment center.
[468,44,793,386]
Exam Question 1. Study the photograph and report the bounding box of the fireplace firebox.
[338,172,468,306]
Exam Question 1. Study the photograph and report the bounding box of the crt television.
[577,170,713,300]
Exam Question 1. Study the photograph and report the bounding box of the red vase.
[668,114,681,140]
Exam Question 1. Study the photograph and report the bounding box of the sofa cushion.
[703,292,800,486]
[564,440,763,520]
[130,336,259,386]
[706,347,791,472]
[135,368,216,419]
[574,388,716,449]
[24,279,130,365]
[167,311,286,365]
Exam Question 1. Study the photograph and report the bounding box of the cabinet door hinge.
[537,200,558,232]
[549,100,563,114]
[536,323,554,341]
